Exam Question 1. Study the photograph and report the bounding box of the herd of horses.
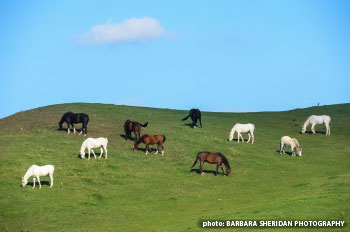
[22,108,331,188]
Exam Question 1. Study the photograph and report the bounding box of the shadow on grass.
[57,128,84,134]
[299,131,326,135]
[21,181,51,188]
[78,153,105,159]
[275,150,293,156]
[120,134,137,141]
[190,168,226,176]
[184,123,201,128]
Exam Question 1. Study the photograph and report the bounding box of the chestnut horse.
[182,108,202,128]
[59,111,89,135]
[191,151,231,176]
[134,134,166,155]
[124,120,148,140]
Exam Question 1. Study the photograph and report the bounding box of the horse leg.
[240,133,244,142]
[79,124,83,135]
[105,147,108,159]
[84,124,87,136]
[32,177,36,189]
[49,174,54,188]
[91,149,97,159]
[155,143,159,154]
[251,131,254,144]
[280,143,283,154]
[88,149,91,160]
[216,164,219,176]
[161,146,164,156]
[220,164,224,175]
[37,176,41,189]
[311,124,316,135]
[200,161,205,176]
[73,124,76,134]
[67,122,70,134]
[326,123,330,136]
[145,145,149,155]
[99,147,103,159]
[247,132,251,143]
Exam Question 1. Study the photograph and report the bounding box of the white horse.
[280,136,302,157]
[22,165,54,189]
[80,137,108,160]
[302,115,331,136]
[228,123,255,144]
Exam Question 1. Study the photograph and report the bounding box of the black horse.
[182,109,202,128]
[58,112,89,135]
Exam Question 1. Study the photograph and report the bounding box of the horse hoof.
[201,172,205,176]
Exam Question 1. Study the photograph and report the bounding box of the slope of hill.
[0,103,349,231]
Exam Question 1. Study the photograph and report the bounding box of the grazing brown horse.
[191,152,231,176]
[134,134,166,156]
[124,120,148,140]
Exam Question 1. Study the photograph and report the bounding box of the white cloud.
[76,17,167,45]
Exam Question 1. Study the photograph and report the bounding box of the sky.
[0,0,349,118]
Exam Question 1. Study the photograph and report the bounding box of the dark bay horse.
[124,120,148,140]
[182,108,202,128]
[134,134,166,156]
[191,152,231,176]
[58,111,89,135]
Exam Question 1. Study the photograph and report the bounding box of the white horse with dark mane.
[80,137,108,160]
[280,136,302,157]
[22,165,54,189]
[228,123,255,144]
[302,115,331,136]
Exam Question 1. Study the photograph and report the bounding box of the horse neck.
[23,166,33,180]
[222,156,231,173]
[229,127,236,136]
[303,119,310,129]
[80,141,87,153]
[134,138,142,148]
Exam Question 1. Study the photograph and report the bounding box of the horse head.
[297,147,302,157]
[22,177,27,187]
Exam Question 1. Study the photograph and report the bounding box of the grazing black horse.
[58,112,89,135]
[182,108,202,128]
[124,120,148,140]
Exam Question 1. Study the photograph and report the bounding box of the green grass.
[0,103,349,231]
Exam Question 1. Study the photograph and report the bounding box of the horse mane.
[23,165,35,179]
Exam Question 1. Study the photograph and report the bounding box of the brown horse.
[191,151,231,176]
[134,134,166,156]
[124,120,148,140]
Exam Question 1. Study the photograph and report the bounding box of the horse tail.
[182,115,190,121]
[141,122,148,127]
[191,155,199,168]
[162,134,166,143]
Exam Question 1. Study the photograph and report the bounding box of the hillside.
[0,103,349,231]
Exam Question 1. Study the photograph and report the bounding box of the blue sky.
[1,0,349,118]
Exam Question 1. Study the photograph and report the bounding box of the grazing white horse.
[22,165,54,189]
[302,115,331,136]
[80,137,108,160]
[228,123,255,144]
[280,136,302,157]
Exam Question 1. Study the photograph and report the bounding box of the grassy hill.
[0,103,349,231]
